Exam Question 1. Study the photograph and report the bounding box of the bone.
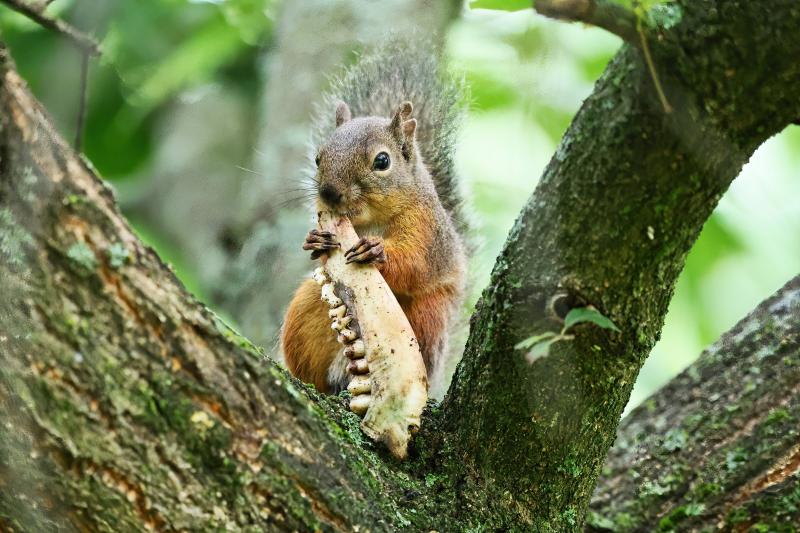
[347,375,371,395]
[328,305,347,319]
[343,339,365,359]
[337,329,358,344]
[312,267,329,285]
[319,211,427,459]
[349,394,371,416]
[320,283,343,307]
[331,315,352,331]
[348,358,369,374]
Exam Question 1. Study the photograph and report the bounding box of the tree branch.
[0,45,413,531]
[436,0,800,528]
[590,275,800,531]
[534,0,639,44]
[74,50,90,150]
[0,0,101,56]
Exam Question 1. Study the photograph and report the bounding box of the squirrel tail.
[311,35,469,234]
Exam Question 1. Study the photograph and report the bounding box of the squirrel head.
[314,100,419,226]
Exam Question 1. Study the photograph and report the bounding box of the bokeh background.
[3,0,798,410]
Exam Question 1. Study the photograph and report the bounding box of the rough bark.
[436,0,800,529]
[2,0,800,531]
[0,48,417,532]
[588,275,800,532]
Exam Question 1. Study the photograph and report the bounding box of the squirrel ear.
[402,118,417,139]
[391,101,416,160]
[399,119,416,160]
[335,101,351,127]
[390,101,413,129]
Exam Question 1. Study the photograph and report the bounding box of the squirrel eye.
[314,154,321,167]
[372,152,390,171]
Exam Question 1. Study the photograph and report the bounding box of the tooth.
[348,375,371,395]
[331,315,352,331]
[320,283,342,307]
[349,394,371,416]
[348,358,368,374]
[312,267,329,285]
[328,305,346,319]
[337,329,357,343]
[349,339,365,357]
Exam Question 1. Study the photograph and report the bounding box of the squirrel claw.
[304,229,339,259]
[344,237,385,264]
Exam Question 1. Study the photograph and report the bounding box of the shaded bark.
[1,0,799,531]
[437,0,800,528]
[590,276,800,531]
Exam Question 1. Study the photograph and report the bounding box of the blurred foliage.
[1,0,271,178]
[2,1,798,410]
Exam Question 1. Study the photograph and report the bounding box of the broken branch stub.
[318,211,427,459]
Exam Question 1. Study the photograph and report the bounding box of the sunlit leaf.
[564,307,620,332]
[514,331,557,350]
[525,337,559,363]
[469,0,531,12]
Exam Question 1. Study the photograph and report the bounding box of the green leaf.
[469,0,531,12]
[514,331,557,350]
[525,337,559,363]
[564,307,620,332]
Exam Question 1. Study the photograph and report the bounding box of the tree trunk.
[590,275,800,532]
[435,0,800,528]
[1,0,799,530]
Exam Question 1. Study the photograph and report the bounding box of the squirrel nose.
[319,183,343,206]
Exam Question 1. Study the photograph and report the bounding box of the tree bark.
[0,47,412,532]
[1,0,799,531]
[588,275,800,532]
[436,0,800,528]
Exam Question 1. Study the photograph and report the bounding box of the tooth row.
[316,267,371,417]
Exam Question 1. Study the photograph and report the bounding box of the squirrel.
[281,39,467,394]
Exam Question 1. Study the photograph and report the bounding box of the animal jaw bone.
[316,211,427,459]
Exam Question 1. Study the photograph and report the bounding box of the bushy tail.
[312,35,468,234]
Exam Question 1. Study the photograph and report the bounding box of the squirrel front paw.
[303,229,339,259]
[345,237,386,264]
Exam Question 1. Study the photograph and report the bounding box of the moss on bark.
[1,0,800,530]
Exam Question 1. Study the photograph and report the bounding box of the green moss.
[764,408,791,426]
[67,242,98,273]
[658,503,705,531]
[662,428,688,452]
[211,313,263,356]
[0,208,34,268]
[691,482,722,499]
[107,242,130,268]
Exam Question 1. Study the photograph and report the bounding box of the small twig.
[637,22,672,114]
[534,0,639,44]
[534,0,673,114]
[0,0,101,56]
[74,51,89,151]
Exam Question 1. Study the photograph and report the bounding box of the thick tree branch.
[436,0,800,528]
[0,46,416,531]
[534,0,638,43]
[590,275,800,531]
[0,0,101,56]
